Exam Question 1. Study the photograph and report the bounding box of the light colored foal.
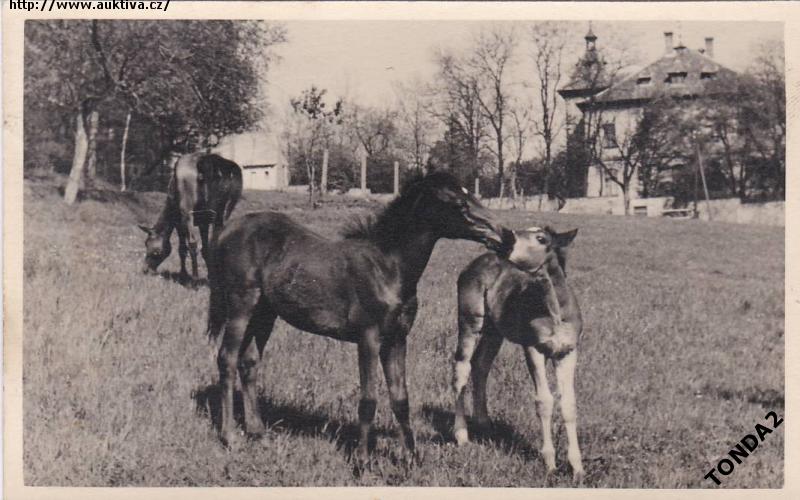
[453,226,584,482]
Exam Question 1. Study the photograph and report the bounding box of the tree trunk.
[84,110,99,186]
[543,141,552,202]
[306,159,316,206]
[497,137,505,199]
[623,190,630,215]
[696,142,713,220]
[508,164,517,200]
[120,112,131,192]
[64,110,89,205]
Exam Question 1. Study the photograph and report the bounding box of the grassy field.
[22,172,784,487]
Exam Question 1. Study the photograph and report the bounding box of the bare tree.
[287,86,343,205]
[528,22,566,200]
[508,101,532,198]
[393,77,436,173]
[467,27,517,197]
[431,50,487,189]
[348,105,399,158]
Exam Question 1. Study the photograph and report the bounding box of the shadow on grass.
[702,385,784,410]
[192,384,395,463]
[420,404,540,461]
[154,270,209,289]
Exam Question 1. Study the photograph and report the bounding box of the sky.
[264,20,783,114]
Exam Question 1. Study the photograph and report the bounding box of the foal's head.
[508,226,578,273]
[138,225,171,274]
[403,172,514,252]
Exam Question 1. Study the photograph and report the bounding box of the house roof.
[214,130,283,166]
[590,46,737,105]
[560,49,610,95]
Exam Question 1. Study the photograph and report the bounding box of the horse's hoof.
[352,454,372,477]
[472,417,491,436]
[412,448,423,468]
[572,468,585,485]
[454,428,470,445]
[219,432,234,449]
[246,430,265,441]
[245,419,266,440]
[400,448,422,469]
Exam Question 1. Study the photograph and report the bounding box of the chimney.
[664,32,674,54]
[704,37,714,58]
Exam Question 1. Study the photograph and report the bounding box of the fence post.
[393,161,400,195]
[361,154,367,194]
[474,177,480,198]
[321,148,329,196]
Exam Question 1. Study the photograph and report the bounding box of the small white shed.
[213,131,290,191]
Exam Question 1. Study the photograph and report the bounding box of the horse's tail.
[206,246,227,343]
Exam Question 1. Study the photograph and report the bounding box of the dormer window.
[636,76,652,85]
[700,71,717,80]
[666,71,687,84]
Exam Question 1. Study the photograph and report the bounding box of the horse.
[138,152,242,281]
[452,225,584,482]
[206,172,515,464]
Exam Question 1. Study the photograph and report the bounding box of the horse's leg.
[199,223,210,272]
[470,331,503,430]
[216,288,259,447]
[356,326,381,464]
[523,346,556,475]
[453,312,484,445]
[379,335,417,459]
[182,214,199,280]
[554,349,584,482]
[238,299,276,439]
[176,225,190,281]
[188,229,199,280]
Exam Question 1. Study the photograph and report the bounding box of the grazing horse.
[139,153,242,280]
[453,226,584,482]
[206,172,514,463]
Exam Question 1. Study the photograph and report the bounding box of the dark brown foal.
[207,173,514,465]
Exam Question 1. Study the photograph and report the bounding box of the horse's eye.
[536,235,547,244]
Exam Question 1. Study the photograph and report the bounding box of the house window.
[666,71,687,84]
[700,71,717,80]
[602,123,617,149]
[636,76,652,85]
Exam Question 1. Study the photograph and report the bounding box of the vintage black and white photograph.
[10,3,787,491]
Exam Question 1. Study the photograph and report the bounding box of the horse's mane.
[343,172,458,244]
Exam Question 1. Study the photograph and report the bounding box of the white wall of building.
[242,165,289,191]
[213,130,290,190]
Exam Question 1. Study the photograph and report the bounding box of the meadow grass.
[22,174,784,487]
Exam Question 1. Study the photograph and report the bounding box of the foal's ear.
[553,228,578,248]
[137,224,153,235]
